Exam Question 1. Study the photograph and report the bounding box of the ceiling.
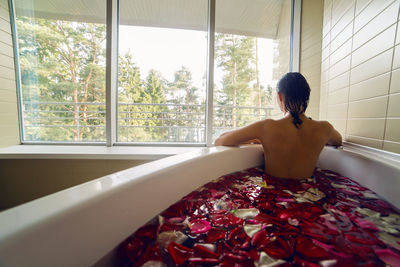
[15,0,286,39]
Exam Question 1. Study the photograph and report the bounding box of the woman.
[214,72,342,180]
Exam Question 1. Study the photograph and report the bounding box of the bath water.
[117,167,400,266]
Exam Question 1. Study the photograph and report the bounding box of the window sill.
[0,145,203,160]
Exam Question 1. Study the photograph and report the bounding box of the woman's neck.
[283,112,307,119]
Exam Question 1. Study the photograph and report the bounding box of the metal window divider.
[205,0,216,147]
[8,0,25,143]
[106,0,119,146]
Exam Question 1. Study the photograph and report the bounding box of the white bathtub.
[0,144,399,266]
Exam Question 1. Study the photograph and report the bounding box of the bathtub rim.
[0,145,265,266]
[0,144,399,266]
[342,141,400,168]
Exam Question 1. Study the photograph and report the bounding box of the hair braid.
[277,72,310,129]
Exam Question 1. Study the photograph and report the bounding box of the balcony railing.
[22,101,274,143]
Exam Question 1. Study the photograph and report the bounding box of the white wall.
[0,0,19,148]
[320,0,400,154]
[300,0,324,120]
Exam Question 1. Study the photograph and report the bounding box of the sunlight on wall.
[300,0,323,120]
[0,0,19,148]
[320,0,400,154]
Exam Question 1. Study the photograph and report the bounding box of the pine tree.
[17,17,106,141]
[143,69,168,141]
[215,33,256,128]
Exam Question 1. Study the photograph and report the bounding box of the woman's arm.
[214,120,265,146]
[325,122,342,146]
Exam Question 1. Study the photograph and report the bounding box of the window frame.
[9,0,302,147]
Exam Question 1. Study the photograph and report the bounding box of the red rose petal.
[189,219,211,234]
[205,227,226,243]
[119,167,400,266]
[263,236,291,259]
[124,237,145,262]
[374,249,400,266]
[293,256,322,267]
[167,242,193,265]
[227,226,251,248]
[220,253,255,267]
[188,257,220,264]
[251,229,269,248]
[210,213,244,227]
[133,244,164,267]
[164,216,186,224]
[160,222,185,232]
[295,236,330,261]
[134,224,158,243]
[345,231,381,245]
[193,244,219,259]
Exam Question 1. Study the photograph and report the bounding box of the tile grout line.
[320,0,333,120]
[347,134,383,142]
[353,0,373,19]
[382,0,400,148]
[328,40,394,83]
[352,0,397,36]
[351,27,396,67]
[327,94,389,107]
[344,0,357,141]
[327,46,395,86]
[325,0,333,121]
[330,1,357,35]
[330,0,396,58]
[327,0,400,76]
[347,118,393,122]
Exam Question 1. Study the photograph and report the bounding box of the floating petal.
[142,261,167,267]
[258,251,286,267]
[330,182,347,189]
[244,223,262,238]
[319,259,337,267]
[374,248,400,266]
[362,192,379,199]
[378,232,400,250]
[231,208,260,219]
[157,231,188,249]
[189,219,211,234]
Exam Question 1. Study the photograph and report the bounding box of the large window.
[14,0,107,142]
[12,0,294,145]
[117,0,208,143]
[213,0,288,139]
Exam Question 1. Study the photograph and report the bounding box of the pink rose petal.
[189,219,211,234]
[374,248,400,267]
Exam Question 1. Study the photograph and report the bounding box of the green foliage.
[215,34,255,106]
[18,16,106,141]
[215,33,256,128]
[17,17,273,143]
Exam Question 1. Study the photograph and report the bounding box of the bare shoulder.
[262,118,276,125]
[322,121,342,145]
[313,120,342,145]
[259,118,278,130]
[312,120,334,132]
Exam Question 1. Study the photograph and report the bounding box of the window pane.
[213,0,291,140]
[15,0,106,142]
[118,0,208,143]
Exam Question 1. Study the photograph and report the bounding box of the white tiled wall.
[300,0,324,120]
[0,0,19,148]
[320,0,400,154]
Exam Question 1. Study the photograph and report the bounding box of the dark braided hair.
[277,72,310,129]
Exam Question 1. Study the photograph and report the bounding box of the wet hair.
[277,72,310,128]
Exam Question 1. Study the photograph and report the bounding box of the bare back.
[214,112,342,179]
[259,115,333,179]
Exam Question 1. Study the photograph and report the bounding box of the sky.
[118,25,274,94]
